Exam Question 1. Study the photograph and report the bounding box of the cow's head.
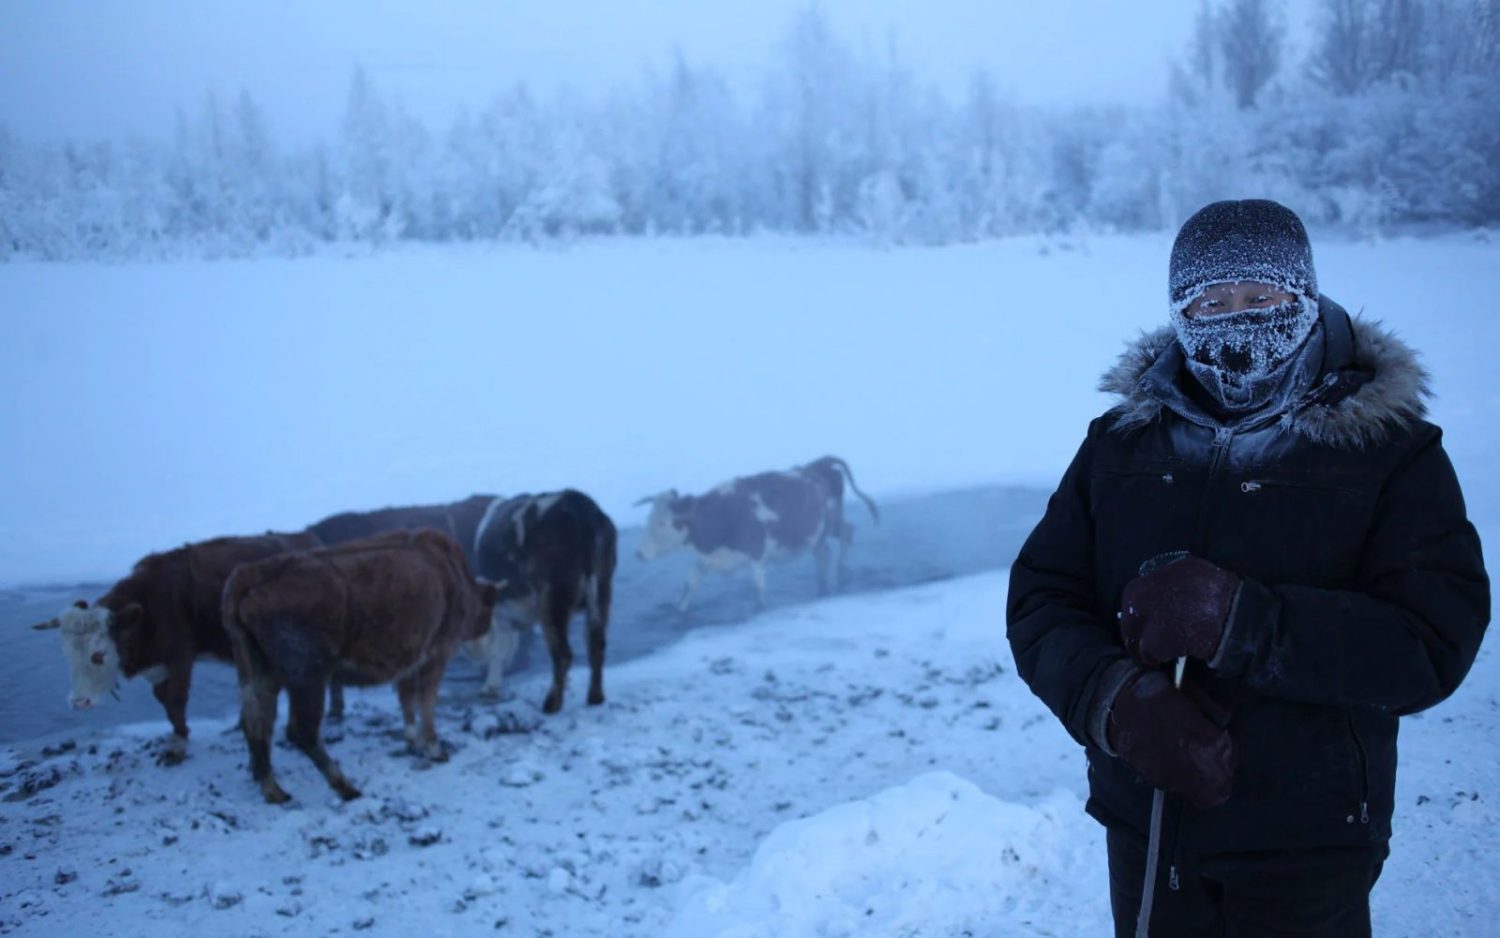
[463,578,525,669]
[635,490,689,561]
[468,577,506,640]
[33,600,142,710]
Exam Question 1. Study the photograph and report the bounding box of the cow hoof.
[261,782,293,805]
[542,696,563,715]
[587,689,605,706]
[426,747,450,764]
[480,685,502,700]
[334,782,363,801]
[156,748,187,768]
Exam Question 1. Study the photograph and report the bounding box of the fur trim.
[1098,319,1430,449]
[1098,326,1177,433]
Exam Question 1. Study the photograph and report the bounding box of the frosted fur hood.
[1100,298,1431,449]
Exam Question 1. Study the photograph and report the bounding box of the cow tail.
[594,514,618,627]
[220,569,269,689]
[828,457,881,525]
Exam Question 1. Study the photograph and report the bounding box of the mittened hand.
[1119,554,1240,667]
[1107,669,1236,808]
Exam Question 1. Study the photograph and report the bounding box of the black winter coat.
[1007,299,1489,860]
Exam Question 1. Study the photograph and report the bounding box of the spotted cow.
[636,456,880,611]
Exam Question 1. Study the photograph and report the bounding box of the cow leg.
[585,575,609,707]
[286,679,360,801]
[414,658,450,762]
[750,561,769,610]
[328,682,345,723]
[396,676,421,748]
[239,671,290,804]
[151,662,193,765]
[481,624,521,698]
[836,520,855,589]
[540,588,574,715]
[814,540,833,596]
[678,564,705,613]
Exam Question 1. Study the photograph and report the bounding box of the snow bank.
[669,772,1095,938]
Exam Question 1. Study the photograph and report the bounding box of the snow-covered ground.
[1,233,1496,936]
[1,569,1495,937]
[2,232,1498,587]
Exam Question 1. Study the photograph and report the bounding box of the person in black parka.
[1007,200,1489,937]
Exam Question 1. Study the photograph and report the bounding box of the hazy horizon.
[1,1,1207,146]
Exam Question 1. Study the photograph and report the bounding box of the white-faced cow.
[636,456,880,612]
[30,532,322,764]
[221,528,500,804]
[306,494,499,717]
[469,490,617,713]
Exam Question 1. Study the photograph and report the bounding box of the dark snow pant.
[1107,828,1385,937]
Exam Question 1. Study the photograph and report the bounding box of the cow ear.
[73,600,88,610]
[115,603,144,631]
[32,618,61,631]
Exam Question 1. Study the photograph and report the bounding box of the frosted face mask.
[1171,293,1319,412]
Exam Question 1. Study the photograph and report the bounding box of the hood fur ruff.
[1100,318,1431,450]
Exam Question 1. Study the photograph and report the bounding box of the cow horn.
[32,618,61,631]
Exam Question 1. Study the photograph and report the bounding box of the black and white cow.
[469,490,617,713]
[635,455,880,612]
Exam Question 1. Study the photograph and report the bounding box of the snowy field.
[1,233,1498,935]
[1,571,1496,937]
[4,232,1498,588]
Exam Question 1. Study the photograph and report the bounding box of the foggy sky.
[1,1,1197,145]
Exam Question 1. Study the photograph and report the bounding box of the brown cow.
[636,456,879,611]
[221,528,499,804]
[306,494,499,717]
[31,531,322,764]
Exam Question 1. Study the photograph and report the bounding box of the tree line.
[1,0,1496,260]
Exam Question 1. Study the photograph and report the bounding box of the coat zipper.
[1188,427,1235,553]
[1206,426,1234,479]
[1346,713,1371,825]
[1157,425,1234,901]
[1167,796,1185,891]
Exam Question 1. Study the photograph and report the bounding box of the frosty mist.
[2,0,1498,260]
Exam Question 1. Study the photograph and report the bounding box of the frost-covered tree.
[1170,0,1283,109]
[1218,0,1284,109]
[761,5,859,232]
[338,65,405,242]
[2,0,1498,259]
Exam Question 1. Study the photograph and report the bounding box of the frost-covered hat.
[1168,199,1317,309]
